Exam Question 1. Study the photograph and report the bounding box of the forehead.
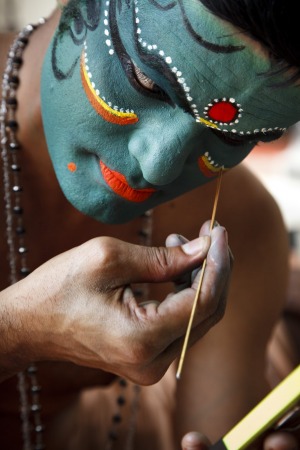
[113,0,300,134]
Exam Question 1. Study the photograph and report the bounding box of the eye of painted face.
[128,60,172,104]
[132,61,159,92]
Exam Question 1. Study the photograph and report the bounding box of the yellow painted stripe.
[197,117,219,129]
[223,365,300,450]
[81,53,138,124]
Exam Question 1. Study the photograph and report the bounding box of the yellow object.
[212,365,300,450]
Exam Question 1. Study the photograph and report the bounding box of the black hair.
[199,0,300,84]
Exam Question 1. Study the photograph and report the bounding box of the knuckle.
[201,283,228,324]
[147,246,172,279]
[87,237,119,269]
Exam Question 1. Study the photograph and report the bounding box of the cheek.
[80,51,139,125]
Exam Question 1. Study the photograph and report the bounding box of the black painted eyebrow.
[108,0,195,113]
[177,0,245,54]
[131,8,196,113]
[134,49,196,113]
[148,0,177,11]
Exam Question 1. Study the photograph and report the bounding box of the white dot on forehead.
[132,0,197,117]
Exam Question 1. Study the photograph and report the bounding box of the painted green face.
[41,0,300,224]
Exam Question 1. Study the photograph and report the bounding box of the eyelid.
[125,59,173,105]
[132,62,157,91]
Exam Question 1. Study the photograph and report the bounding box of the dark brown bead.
[13,206,23,214]
[9,142,20,150]
[12,56,23,66]
[6,97,18,108]
[112,413,122,423]
[19,37,29,45]
[18,247,28,254]
[35,424,45,433]
[8,75,19,87]
[11,164,21,171]
[119,378,128,387]
[20,267,31,276]
[117,395,126,406]
[16,226,25,235]
[31,385,42,393]
[12,185,22,192]
[31,404,42,413]
[7,120,18,130]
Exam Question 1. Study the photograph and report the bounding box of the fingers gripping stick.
[176,168,224,380]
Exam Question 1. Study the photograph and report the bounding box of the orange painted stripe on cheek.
[198,155,226,178]
[80,54,138,126]
[198,157,217,178]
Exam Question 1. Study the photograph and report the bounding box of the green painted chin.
[41,0,300,223]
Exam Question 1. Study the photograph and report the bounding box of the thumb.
[112,235,211,286]
[181,432,211,450]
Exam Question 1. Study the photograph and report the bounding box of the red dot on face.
[207,101,238,123]
[67,162,77,173]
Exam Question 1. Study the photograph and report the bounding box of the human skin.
[41,0,300,223]
[0,3,296,450]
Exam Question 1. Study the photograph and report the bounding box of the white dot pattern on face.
[83,41,135,114]
[131,0,286,137]
[203,97,243,127]
[133,0,199,118]
[99,0,286,137]
[104,1,115,55]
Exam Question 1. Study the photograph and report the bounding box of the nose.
[128,115,198,185]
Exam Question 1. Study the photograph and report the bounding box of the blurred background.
[0,0,56,32]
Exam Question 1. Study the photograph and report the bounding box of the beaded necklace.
[1,19,152,450]
[0,19,47,450]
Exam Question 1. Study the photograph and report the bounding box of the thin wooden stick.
[176,168,224,380]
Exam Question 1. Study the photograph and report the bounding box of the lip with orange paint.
[100,161,156,202]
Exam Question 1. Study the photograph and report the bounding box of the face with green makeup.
[41,0,300,224]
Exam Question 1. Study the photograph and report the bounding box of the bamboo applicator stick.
[176,168,224,380]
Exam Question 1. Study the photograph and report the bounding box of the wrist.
[0,281,37,380]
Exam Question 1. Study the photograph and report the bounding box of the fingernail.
[225,229,228,243]
[176,234,187,244]
[182,235,210,255]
